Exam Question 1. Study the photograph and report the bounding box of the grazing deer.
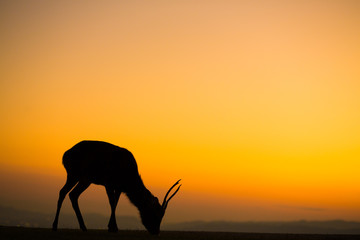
[52,140,181,235]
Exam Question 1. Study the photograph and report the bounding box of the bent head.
[140,180,181,235]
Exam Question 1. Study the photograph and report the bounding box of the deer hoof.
[108,226,118,233]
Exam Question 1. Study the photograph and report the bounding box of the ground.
[0,226,359,240]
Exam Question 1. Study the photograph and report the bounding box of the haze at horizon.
[1,0,360,223]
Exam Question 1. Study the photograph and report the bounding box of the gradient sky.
[1,0,360,223]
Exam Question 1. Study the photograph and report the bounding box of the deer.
[52,140,181,235]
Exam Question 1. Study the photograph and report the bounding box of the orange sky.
[1,0,360,222]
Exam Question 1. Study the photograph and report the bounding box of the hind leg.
[69,180,91,231]
[52,175,78,231]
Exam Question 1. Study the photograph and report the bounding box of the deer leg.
[52,175,78,231]
[106,187,121,232]
[69,181,91,231]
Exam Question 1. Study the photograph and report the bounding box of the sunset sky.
[1,0,360,223]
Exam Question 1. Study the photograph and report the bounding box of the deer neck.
[126,182,154,211]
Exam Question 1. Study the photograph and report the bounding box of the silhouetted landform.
[53,140,181,234]
[1,206,360,234]
[1,226,360,240]
[165,220,360,235]
[0,205,143,230]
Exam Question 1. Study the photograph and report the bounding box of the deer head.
[140,179,181,235]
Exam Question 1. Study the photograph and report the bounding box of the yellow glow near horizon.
[1,0,360,221]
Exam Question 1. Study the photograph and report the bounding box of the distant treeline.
[1,205,360,234]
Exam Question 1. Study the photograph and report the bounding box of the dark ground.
[1,226,359,240]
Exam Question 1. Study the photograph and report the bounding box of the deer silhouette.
[52,140,181,235]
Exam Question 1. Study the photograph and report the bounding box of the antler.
[162,179,181,210]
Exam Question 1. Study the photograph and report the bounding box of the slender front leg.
[106,187,121,232]
[69,181,90,231]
